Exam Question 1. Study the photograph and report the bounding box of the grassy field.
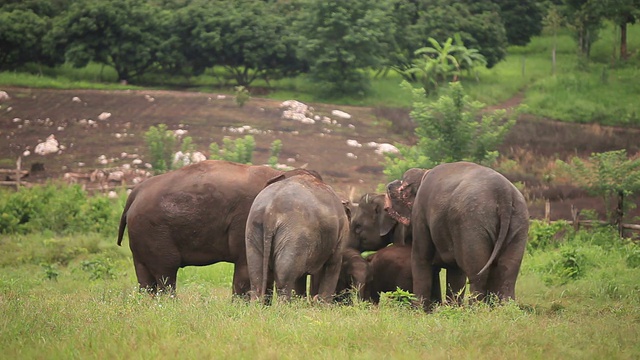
[1,222,639,359]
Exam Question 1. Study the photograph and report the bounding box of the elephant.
[334,247,371,303]
[245,171,350,303]
[385,161,529,311]
[116,159,318,295]
[349,193,411,251]
[366,244,412,304]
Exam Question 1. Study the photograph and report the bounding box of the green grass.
[0,224,639,359]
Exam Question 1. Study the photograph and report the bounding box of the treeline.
[1,0,637,96]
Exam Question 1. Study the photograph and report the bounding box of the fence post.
[15,156,21,190]
[571,205,580,232]
[544,199,550,223]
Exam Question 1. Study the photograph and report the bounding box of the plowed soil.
[1,87,639,224]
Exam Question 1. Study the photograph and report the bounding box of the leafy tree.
[600,0,640,60]
[0,9,55,70]
[491,0,544,46]
[406,35,487,94]
[383,81,516,180]
[562,0,605,59]
[294,0,395,97]
[47,0,167,82]
[543,5,566,75]
[558,150,640,234]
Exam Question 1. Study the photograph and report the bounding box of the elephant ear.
[376,195,396,237]
[341,200,352,221]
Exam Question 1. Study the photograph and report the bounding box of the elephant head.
[385,168,427,226]
[349,193,409,251]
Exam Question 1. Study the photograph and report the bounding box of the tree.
[383,81,516,180]
[562,0,605,59]
[491,0,544,46]
[558,150,640,236]
[47,0,166,82]
[543,5,565,75]
[0,9,53,70]
[294,0,395,97]
[406,35,486,94]
[600,0,640,60]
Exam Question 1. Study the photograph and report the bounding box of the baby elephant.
[367,245,413,304]
[334,247,371,303]
[245,171,350,303]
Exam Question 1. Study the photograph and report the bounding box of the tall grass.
[0,221,639,359]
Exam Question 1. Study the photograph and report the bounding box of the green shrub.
[234,86,251,107]
[544,248,588,285]
[209,135,256,164]
[144,124,176,173]
[379,287,417,308]
[80,256,117,280]
[268,140,283,168]
[527,220,572,251]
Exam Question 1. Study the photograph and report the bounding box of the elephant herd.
[117,160,529,311]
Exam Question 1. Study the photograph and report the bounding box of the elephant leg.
[316,253,343,303]
[232,262,251,299]
[295,276,308,298]
[412,223,436,311]
[445,267,466,305]
[487,234,527,302]
[133,258,157,293]
[429,267,443,305]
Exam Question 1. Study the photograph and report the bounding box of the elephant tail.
[477,201,513,276]
[260,227,275,299]
[117,191,136,246]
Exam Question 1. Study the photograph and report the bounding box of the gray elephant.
[334,247,371,303]
[349,193,411,251]
[366,244,412,304]
[385,162,529,311]
[117,160,317,295]
[245,171,350,303]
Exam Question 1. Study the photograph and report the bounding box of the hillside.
[1,87,639,222]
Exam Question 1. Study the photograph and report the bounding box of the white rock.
[72,96,82,103]
[57,126,65,131]
[132,159,143,165]
[216,95,226,100]
[374,143,400,155]
[174,129,188,137]
[98,112,111,121]
[346,153,358,159]
[34,134,60,155]
[108,191,118,199]
[12,118,21,123]
[22,150,31,157]
[346,139,362,148]
[108,171,125,182]
[331,110,351,120]
[0,91,10,101]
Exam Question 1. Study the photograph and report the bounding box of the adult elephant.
[349,193,411,251]
[245,171,349,303]
[117,160,316,296]
[385,162,529,311]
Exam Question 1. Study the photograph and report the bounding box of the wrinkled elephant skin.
[117,160,311,296]
[349,193,411,251]
[386,162,529,311]
[335,247,371,303]
[245,172,349,303]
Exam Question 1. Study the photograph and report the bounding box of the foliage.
[268,139,283,168]
[144,124,176,174]
[41,263,59,281]
[80,256,117,280]
[406,35,487,94]
[379,287,417,308]
[234,86,250,107]
[527,219,573,251]
[209,135,256,164]
[383,81,516,180]
[0,184,123,237]
[46,0,167,82]
[557,150,640,222]
[544,248,588,284]
[0,8,55,70]
[496,0,544,46]
[294,0,394,98]
[561,0,606,59]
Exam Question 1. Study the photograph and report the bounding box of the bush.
[527,220,572,251]
[209,135,256,164]
[144,124,175,173]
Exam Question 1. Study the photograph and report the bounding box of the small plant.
[544,248,587,285]
[81,257,116,280]
[234,86,250,107]
[379,287,417,308]
[144,124,176,174]
[528,219,572,251]
[209,135,256,164]
[268,139,283,168]
[41,263,59,281]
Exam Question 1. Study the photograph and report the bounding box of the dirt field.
[1,87,639,223]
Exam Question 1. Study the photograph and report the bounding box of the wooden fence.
[0,157,28,190]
